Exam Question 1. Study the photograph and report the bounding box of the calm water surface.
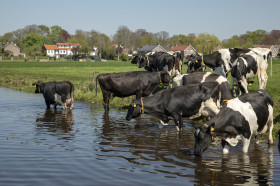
[0,87,280,185]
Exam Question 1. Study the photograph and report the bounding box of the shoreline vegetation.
[0,59,279,138]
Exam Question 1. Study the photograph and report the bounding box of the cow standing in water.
[126,82,224,130]
[96,71,171,112]
[32,81,74,109]
[194,90,274,156]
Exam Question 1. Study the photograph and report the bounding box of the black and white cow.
[186,54,206,73]
[126,81,222,130]
[32,81,74,109]
[187,48,250,77]
[133,52,183,78]
[231,49,272,94]
[96,71,171,112]
[172,71,233,104]
[194,90,274,156]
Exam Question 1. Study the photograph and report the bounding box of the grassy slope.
[0,59,279,138]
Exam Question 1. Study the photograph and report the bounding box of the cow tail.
[69,81,74,99]
[218,86,221,108]
[270,53,272,77]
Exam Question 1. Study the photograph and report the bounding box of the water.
[0,87,280,185]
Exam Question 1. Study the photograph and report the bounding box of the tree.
[139,34,157,46]
[153,31,169,45]
[222,35,240,48]
[49,25,63,44]
[113,25,132,60]
[262,30,280,45]
[193,33,221,54]
[58,29,71,43]
[21,32,44,57]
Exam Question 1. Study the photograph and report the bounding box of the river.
[0,87,280,185]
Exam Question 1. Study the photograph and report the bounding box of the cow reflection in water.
[36,109,74,134]
[193,145,274,185]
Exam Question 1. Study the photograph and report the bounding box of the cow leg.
[45,100,51,109]
[159,120,168,129]
[260,71,268,90]
[242,136,251,153]
[102,91,110,111]
[222,140,230,154]
[171,113,182,131]
[268,118,274,145]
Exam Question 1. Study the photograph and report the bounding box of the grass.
[0,59,279,139]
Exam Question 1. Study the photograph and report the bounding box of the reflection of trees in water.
[36,109,74,139]
[99,113,274,184]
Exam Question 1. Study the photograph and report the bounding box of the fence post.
[92,71,95,84]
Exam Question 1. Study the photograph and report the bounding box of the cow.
[231,49,272,94]
[134,52,184,78]
[126,81,223,130]
[172,71,233,105]
[186,54,206,73]
[32,81,74,109]
[194,90,274,156]
[96,71,171,112]
[187,48,251,77]
[183,71,233,103]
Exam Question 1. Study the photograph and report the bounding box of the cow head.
[186,54,205,73]
[32,81,45,94]
[131,55,141,64]
[126,99,143,121]
[160,71,172,84]
[194,123,215,156]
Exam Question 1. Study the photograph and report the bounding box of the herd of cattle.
[33,47,274,157]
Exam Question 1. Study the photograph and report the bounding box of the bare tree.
[113,25,132,60]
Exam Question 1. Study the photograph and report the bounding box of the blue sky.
[1,0,279,40]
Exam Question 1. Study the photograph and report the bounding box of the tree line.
[0,24,280,59]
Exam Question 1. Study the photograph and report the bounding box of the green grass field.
[0,59,279,138]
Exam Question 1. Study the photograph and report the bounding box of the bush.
[120,53,129,61]
[101,48,115,60]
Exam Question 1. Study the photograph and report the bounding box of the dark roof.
[139,45,158,52]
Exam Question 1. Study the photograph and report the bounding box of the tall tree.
[153,31,169,45]
[113,25,132,60]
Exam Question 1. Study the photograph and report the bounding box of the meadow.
[0,59,279,137]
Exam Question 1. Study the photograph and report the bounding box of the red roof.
[170,45,189,51]
[44,45,72,50]
[44,45,59,50]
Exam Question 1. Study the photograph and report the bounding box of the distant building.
[138,44,167,55]
[170,44,197,57]
[1,43,20,56]
[252,45,279,58]
[43,43,80,58]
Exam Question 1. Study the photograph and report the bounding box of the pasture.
[0,59,279,137]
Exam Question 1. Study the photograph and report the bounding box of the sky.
[1,0,280,40]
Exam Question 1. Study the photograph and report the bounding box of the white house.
[44,43,80,58]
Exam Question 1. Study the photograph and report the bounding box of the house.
[170,44,197,57]
[1,43,20,56]
[138,44,168,55]
[252,45,279,58]
[43,43,80,58]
